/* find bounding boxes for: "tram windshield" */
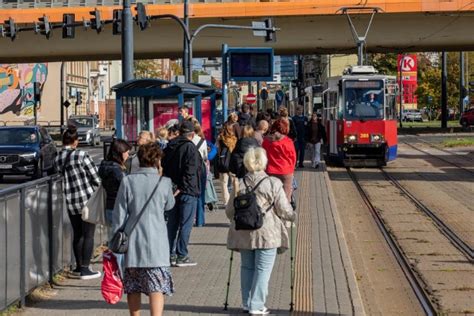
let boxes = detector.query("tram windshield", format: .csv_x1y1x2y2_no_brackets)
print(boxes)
343,80,384,120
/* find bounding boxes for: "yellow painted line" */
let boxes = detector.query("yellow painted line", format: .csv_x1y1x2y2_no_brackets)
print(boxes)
293,171,314,313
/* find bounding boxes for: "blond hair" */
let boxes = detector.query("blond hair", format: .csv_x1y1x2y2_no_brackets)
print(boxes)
242,125,255,138
243,147,268,172
157,127,168,140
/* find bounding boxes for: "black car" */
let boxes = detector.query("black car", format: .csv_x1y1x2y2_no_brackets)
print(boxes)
0,126,57,180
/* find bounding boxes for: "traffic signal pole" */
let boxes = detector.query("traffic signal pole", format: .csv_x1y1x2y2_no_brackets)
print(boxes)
183,0,190,83
122,0,134,82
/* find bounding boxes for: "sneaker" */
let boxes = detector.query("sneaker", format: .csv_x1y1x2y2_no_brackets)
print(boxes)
170,255,177,267
68,267,81,279
249,307,269,315
315,164,319,169
298,163,304,168
175,256,197,267
79,267,101,280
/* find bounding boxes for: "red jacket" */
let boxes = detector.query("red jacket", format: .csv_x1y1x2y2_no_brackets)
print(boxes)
262,134,296,175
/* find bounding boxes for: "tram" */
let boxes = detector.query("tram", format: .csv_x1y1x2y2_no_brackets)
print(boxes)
322,65,398,167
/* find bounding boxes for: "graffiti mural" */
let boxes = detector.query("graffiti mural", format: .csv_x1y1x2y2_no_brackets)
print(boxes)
0,63,48,117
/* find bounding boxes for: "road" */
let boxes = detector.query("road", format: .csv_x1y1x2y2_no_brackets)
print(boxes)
0,145,105,190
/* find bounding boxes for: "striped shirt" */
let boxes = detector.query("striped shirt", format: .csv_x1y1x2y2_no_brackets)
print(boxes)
55,147,101,215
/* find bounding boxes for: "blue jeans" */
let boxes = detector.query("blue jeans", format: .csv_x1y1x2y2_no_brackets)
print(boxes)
195,170,207,227
294,140,306,166
167,194,198,258
240,248,277,311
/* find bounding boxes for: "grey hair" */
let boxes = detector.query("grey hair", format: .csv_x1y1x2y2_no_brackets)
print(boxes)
243,147,268,172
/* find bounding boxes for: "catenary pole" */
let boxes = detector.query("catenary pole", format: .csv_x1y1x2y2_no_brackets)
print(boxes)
460,52,465,114
122,0,134,82
183,0,190,82
441,52,448,128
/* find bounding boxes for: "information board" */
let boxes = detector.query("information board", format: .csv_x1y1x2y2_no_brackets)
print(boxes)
228,48,273,81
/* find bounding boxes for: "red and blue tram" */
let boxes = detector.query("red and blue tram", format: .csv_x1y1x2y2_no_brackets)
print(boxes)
322,65,398,167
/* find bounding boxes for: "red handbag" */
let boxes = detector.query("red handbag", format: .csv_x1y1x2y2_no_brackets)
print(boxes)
101,250,123,304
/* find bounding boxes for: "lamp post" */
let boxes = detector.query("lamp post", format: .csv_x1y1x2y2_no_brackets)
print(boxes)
399,54,406,128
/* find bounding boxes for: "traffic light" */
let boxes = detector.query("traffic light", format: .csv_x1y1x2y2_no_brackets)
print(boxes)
33,82,42,104
113,9,122,35
76,91,82,106
461,86,468,99
135,3,149,31
264,18,276,42
90,9,103,33
37,15,52,39
3,18,16,41
62,14,75,39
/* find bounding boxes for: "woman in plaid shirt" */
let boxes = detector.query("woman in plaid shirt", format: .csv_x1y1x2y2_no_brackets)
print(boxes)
55,126,101,280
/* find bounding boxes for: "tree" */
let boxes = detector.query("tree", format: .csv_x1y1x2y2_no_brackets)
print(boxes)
369,53,398,75
134,59,163,79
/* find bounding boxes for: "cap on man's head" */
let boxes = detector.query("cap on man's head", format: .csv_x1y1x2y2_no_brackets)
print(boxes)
179,120,195,134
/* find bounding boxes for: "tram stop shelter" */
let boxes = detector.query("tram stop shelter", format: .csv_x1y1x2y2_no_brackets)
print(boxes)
112,79,219,141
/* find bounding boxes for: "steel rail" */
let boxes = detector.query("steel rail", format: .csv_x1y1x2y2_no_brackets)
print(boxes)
346,168,437,316
381,169,474,263
402,141,474,175
417,139,474,162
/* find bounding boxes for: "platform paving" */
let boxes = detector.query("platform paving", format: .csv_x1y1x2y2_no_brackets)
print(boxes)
19,166,363,316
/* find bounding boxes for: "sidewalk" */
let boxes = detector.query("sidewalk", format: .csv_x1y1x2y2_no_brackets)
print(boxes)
19,166,363,316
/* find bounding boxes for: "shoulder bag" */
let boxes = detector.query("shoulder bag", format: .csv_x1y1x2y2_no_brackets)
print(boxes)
109,176,163,254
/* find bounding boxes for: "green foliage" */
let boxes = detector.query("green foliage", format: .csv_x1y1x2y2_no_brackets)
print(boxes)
134,59,163,79
369,53,398,76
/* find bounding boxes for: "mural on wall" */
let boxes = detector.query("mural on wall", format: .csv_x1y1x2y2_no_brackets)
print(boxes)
0,63,48,117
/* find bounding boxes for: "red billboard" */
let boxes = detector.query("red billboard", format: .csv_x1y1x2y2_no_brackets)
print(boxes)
397,54,418,107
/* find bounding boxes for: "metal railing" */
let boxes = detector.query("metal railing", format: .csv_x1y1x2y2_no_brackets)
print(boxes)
0,0,258,8
0,175,107,312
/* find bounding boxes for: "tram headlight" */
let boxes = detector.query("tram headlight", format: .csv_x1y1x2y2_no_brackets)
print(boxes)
370,134,384,143
345,134,357,143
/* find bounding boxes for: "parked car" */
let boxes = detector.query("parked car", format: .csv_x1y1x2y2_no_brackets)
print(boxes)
0,126,57,180
67,115,100,146
402,109,423,122
460,108,474,128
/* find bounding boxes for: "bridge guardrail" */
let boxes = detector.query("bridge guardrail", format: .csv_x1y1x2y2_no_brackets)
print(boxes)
0,175,107,312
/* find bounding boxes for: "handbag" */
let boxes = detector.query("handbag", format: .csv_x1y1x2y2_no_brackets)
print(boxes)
82,184,107,225
109,177,163,254
101,250,123,304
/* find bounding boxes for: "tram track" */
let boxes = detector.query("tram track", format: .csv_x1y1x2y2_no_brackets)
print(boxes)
401,141,474,175
417,139,474,163
380,169,474,263
346,167,437,316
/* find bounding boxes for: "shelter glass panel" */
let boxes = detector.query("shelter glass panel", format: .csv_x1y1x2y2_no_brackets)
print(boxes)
5,194,21,308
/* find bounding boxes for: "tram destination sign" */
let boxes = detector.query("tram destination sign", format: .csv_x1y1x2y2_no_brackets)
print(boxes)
345,80,383,89
228,48,274,82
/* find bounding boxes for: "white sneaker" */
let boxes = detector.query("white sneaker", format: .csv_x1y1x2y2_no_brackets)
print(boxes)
79,267,102,280
249,307,269,315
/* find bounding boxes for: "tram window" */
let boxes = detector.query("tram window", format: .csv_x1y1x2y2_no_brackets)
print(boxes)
344,80,384,120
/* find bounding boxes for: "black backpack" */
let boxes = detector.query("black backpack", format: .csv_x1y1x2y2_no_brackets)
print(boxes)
217,141,232,173
233,177,273,230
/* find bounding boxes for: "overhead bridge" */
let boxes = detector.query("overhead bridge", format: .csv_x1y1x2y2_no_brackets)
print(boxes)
0,0,473,62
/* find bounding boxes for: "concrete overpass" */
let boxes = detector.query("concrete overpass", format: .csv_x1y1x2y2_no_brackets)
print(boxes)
0,0,473,62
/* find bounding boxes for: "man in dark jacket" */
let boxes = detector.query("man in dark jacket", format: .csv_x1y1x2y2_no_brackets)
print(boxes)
292,106,308,168
162,121,200,267
238,104,256,128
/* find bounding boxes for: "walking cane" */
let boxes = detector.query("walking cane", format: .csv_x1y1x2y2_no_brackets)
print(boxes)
290,222,295,311
223,250,234,311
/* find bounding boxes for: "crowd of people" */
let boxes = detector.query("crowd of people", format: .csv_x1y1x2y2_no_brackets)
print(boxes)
55,104,325,316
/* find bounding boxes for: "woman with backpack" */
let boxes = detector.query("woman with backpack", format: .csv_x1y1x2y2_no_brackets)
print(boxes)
98,139,132,226
111,143,175,316
226,147,296,315
217,122,239,205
